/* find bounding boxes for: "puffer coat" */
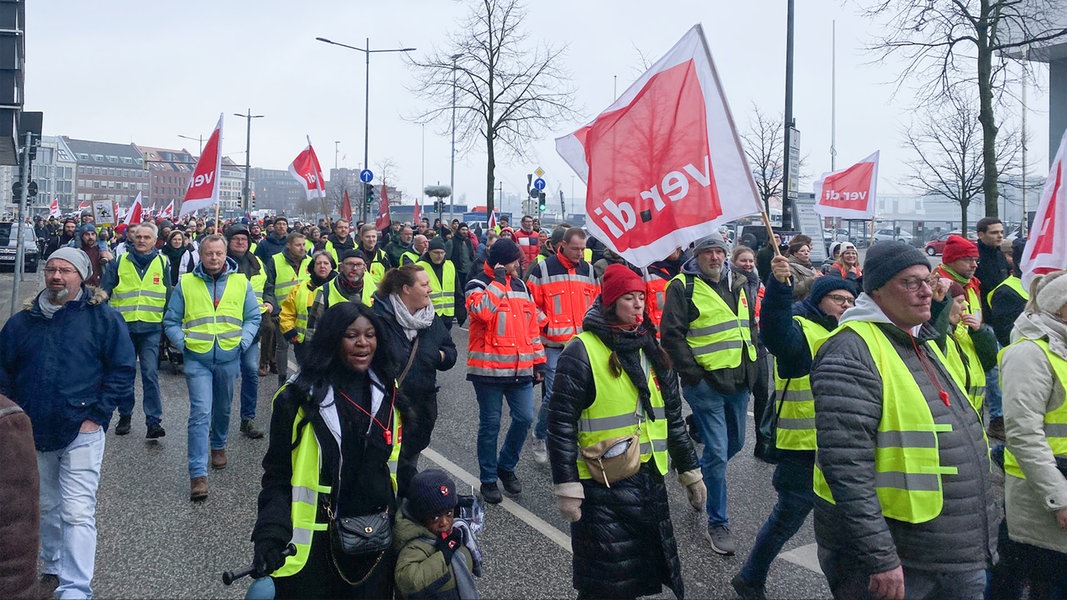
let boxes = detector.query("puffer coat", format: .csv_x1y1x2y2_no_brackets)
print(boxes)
547,303,699,599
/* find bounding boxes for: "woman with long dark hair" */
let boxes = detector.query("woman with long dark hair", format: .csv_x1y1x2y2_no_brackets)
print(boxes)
251,302,408,598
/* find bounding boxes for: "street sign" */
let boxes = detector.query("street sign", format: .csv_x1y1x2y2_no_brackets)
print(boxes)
359,169,374,183
534,167,544,178
533,177,546,191
529,188,539,198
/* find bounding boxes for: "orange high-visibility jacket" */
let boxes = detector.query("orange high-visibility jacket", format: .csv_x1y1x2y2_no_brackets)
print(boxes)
526,252,600,346
465,263,547,379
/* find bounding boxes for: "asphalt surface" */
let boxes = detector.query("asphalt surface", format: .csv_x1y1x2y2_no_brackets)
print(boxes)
0,270,833,599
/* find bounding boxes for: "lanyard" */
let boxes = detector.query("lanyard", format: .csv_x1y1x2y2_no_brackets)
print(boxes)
336,388,394,445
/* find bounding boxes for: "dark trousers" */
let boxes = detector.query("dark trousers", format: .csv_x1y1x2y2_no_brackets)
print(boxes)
259,314,276,369
395,394,438,497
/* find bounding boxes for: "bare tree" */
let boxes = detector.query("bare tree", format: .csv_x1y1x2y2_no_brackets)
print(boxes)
903,91,1021,236
740,105,784,217
864,0,1067,218
409,0,578,213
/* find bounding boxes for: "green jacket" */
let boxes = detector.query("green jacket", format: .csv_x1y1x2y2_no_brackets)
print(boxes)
393,509,473,599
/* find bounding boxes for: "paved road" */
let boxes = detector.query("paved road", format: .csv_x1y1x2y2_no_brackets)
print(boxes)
0,271,830,599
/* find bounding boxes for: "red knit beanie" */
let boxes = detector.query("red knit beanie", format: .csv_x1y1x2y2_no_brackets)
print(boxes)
601,264,645,307
942,235,979,265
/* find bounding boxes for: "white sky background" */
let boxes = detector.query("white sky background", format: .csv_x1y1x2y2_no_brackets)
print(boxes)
27,0,1052,212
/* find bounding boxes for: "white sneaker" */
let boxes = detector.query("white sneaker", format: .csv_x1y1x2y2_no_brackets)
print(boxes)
531,438,549,465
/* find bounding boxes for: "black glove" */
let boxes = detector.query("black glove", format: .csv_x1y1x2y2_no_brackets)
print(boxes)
434,529,462,563
493,265,507,283
252,539,286,578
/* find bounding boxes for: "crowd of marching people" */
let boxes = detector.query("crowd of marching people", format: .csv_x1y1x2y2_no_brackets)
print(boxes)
1,209,1066,600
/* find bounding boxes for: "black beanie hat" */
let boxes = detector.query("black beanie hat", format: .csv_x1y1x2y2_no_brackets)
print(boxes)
808,276,857,305
428,237,446,252
406,469,458,522
862,241,930,293
488,238,523,266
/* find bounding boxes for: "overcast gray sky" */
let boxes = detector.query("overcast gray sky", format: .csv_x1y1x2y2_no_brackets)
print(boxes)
27,0,1051,213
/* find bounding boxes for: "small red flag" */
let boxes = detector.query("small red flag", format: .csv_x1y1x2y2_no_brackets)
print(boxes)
340,189,352,222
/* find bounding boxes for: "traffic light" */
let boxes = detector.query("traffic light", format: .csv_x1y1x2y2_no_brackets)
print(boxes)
365,183,375,205
538,191,546,212
250,191,256,210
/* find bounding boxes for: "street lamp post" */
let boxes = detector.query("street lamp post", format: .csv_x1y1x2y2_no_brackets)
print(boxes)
449,53,462,222
233,109,264,215
316,36,416,222
177,134,203,155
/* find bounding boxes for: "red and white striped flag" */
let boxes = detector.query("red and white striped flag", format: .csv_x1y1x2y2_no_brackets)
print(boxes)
160,200,174,220
124,192,143,225
48,197,60,218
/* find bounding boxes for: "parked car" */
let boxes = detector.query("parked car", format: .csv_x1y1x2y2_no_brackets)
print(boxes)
872,228,914,244
923,231,976,256
0,221,39,272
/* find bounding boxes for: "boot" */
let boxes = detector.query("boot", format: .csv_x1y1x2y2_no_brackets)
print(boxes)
115,414,132,436
190,476,208,502
241,419,265,440
210,448,228,470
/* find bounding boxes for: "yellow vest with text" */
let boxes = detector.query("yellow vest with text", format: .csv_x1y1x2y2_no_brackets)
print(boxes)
671,273,756,371
1003,338,1067,479
987,275,1029,306
774,316,832,450
417,259,456,317
573,332,669,480
273,392,401,577
942,322,987,413
813,321,960,524
272,252,312,308
180,272,248,354
109,254,168,323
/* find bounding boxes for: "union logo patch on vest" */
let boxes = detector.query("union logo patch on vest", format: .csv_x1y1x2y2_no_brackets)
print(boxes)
740,296,749,310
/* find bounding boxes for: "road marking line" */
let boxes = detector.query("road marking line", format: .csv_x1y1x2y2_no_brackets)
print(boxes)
422,447,573,554
779,542,822,574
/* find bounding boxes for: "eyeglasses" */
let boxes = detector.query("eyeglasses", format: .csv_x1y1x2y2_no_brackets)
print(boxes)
44,267,77,275
896,275,939,292
431,509,454,522
824,294,855,306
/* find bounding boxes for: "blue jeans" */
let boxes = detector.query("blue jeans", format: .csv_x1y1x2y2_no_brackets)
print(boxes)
118,329,163,426
682,380,749,526
534,347,563,440
985,364,1003,419
184,357,240,478
239,341,260,421
739,451,815,587
38,428,106,599
473,381,534,482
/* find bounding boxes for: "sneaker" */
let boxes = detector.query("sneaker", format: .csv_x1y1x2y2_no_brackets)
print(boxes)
987,416,1005,440
480,482,502,504
115,414,132,436
241,419,265,440
531,438,549,465
731,573,767,600
146,423,166,439
497,467,522,495
704,523,736,556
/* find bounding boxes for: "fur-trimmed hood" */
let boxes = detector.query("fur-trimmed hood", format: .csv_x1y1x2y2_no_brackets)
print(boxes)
24,285,108,312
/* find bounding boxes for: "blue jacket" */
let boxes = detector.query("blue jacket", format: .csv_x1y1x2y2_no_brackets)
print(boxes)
0,286,136,452
163,257,261,365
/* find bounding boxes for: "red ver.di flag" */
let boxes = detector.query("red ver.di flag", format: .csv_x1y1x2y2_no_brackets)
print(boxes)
376,185,391,231
288,136,327,201
556,24,761,267
813,151,879,219
179,114,224,217
1021,130,1067,289
341,189,353,222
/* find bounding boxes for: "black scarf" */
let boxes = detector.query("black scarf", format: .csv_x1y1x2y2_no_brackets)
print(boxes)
309,270,336,289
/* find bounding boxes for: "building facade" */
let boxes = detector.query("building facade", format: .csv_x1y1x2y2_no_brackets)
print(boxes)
137,145,194,214
251,167,303,215
64,137,150,208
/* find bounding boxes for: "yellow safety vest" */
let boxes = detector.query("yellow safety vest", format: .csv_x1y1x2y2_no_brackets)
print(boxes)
283,283,316,344
813,321,960,524
583,248,592,263
272,252,312,307
1003,338,1067,479
109,254,168,323
180,272,248,354
773,316,831,450
418,259,456,317
987,275,1029,306
323,240,353,265
572,332,669,480
249,241,259,256
364,247,389,282
942,322,987,413
400,251,419,266
250,267,268,314
324,277,375,308
670,273,756,371
273,389,401,577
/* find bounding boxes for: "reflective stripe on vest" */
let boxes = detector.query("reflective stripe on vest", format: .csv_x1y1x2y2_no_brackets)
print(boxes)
273,252,312,304
291,284,316,344
942,321,987,413
573,332,669,480
110,254,168,323
1003,338,1067,479
180,272,248,354
671,273,756,370
250,269,268,314
987,275,1029,306
418,259,456,317
773,316,832,450
813,321,959,524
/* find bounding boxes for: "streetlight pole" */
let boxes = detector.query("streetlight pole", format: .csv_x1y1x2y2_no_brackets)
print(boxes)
449,53,462,222
781,0,796,230
177,134,203,155
233,109,264,215
316,36,416,222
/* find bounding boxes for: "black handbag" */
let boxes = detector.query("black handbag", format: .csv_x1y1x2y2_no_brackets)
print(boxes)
329,511,392,557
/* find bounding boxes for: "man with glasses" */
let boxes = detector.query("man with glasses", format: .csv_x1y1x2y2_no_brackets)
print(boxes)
809,240,996,600
733,260,856,599
304,250,374,346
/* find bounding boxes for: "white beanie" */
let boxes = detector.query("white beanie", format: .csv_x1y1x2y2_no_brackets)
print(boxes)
1036,271,1067,315
48,247,92,281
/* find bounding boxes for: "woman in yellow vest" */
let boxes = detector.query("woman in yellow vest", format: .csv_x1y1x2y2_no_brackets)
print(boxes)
995,270,1067,597
251,302,407,598
938,281,998,414
548,264,705,600
280,251,336,367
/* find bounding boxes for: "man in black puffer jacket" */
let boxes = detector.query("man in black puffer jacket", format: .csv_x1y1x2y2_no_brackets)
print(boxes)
810,241,996,599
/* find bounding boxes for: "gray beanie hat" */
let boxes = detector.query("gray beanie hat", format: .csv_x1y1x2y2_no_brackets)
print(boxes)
48,247,92,281
692,233,730,254
862,241,930,293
